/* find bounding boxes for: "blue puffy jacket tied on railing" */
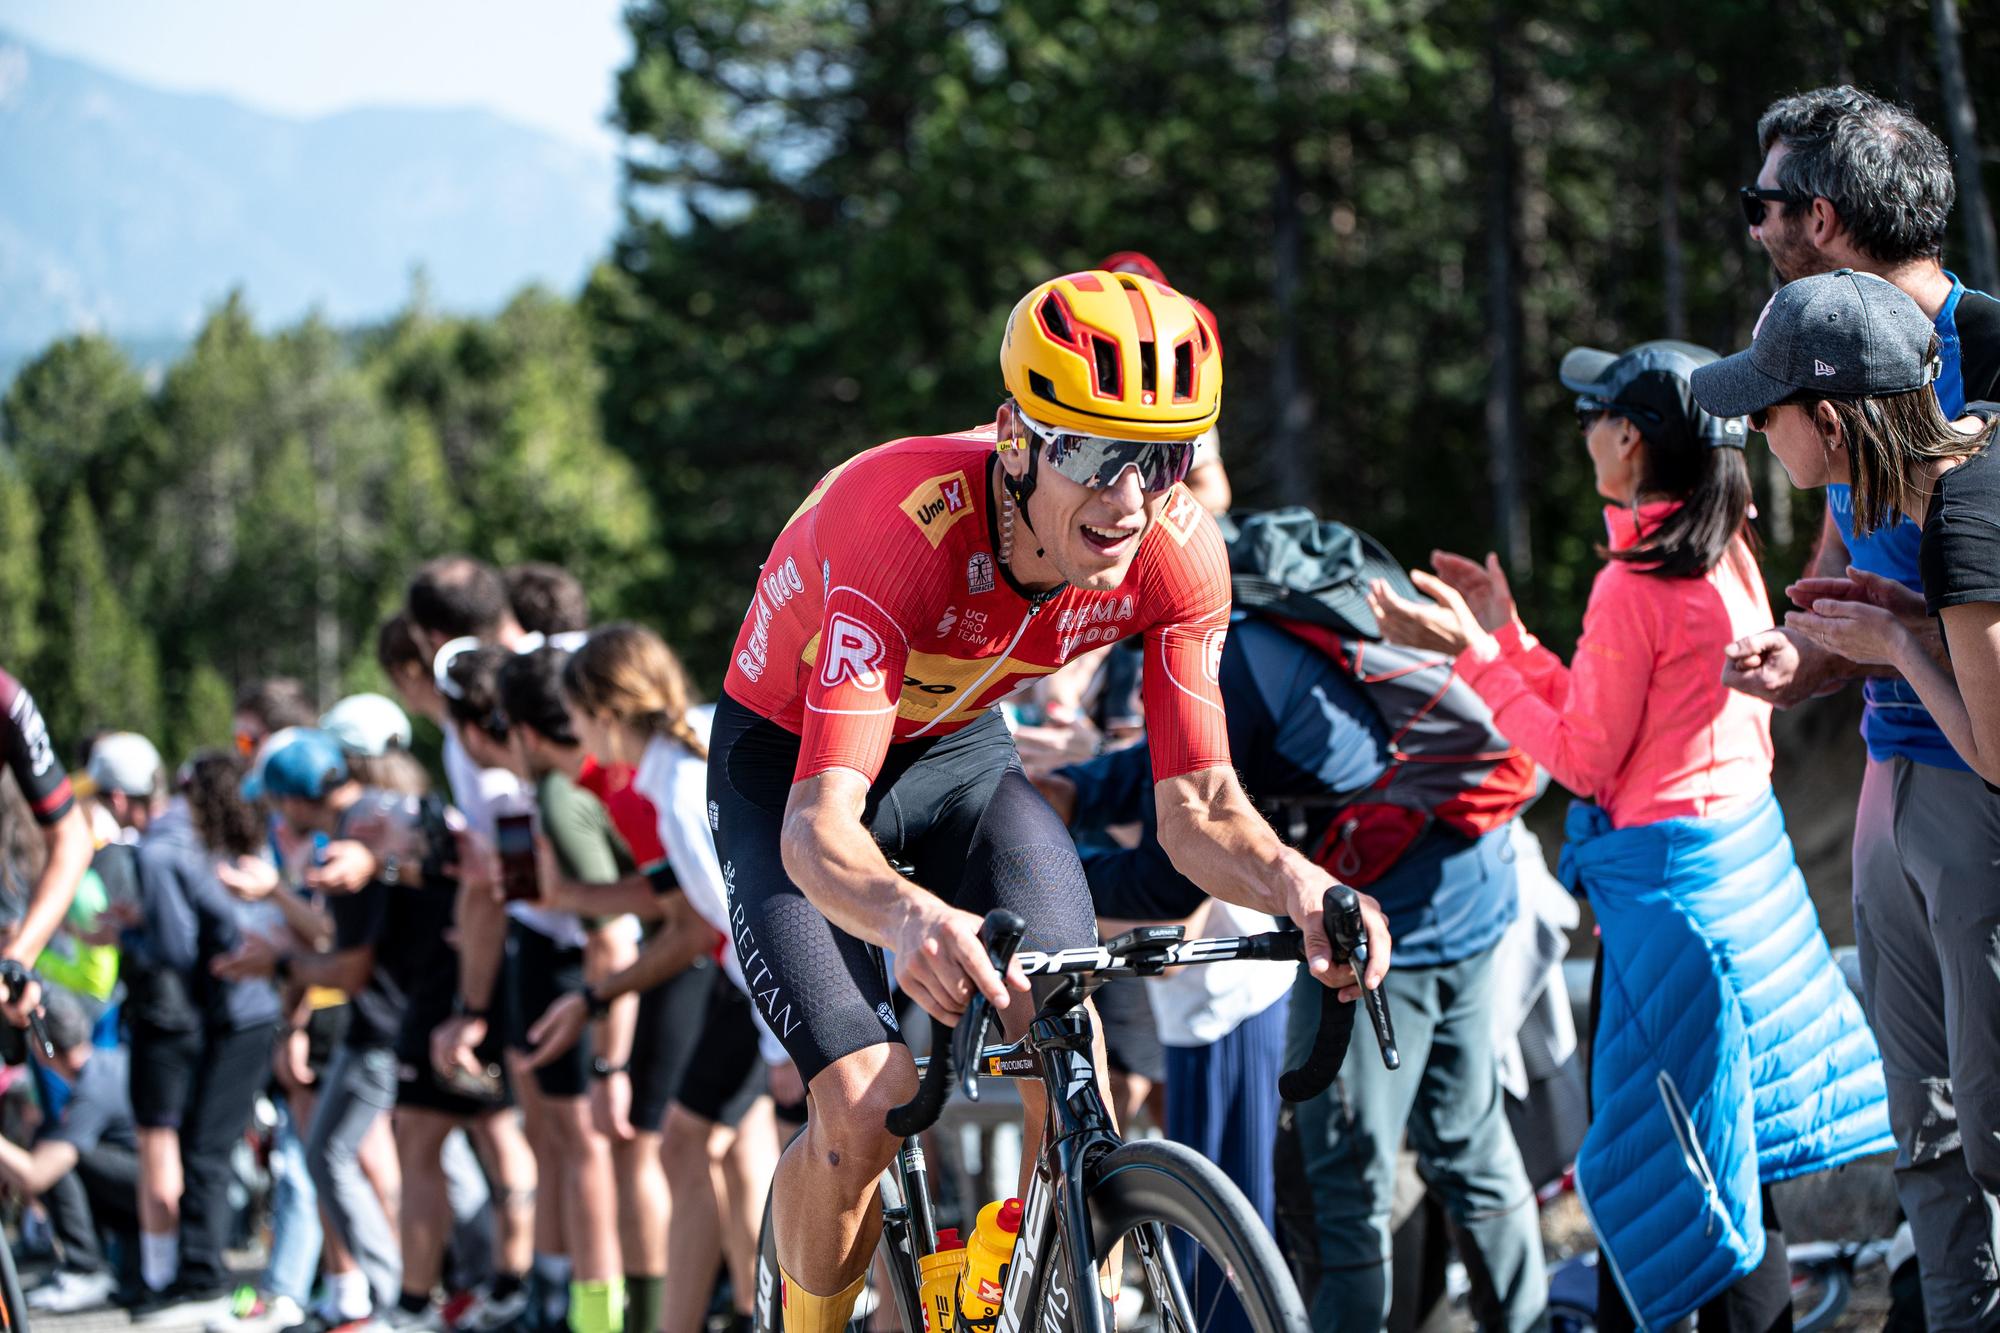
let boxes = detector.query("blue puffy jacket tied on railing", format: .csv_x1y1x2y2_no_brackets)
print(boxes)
1558,789,1893,1329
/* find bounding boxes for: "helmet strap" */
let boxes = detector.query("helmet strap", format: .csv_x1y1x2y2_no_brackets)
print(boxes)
1003,436,1044,560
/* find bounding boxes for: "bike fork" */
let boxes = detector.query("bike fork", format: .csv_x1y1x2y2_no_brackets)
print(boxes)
996,1140,1110,1333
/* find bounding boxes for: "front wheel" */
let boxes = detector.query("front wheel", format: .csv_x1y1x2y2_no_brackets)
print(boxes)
1034,1138,1307,1333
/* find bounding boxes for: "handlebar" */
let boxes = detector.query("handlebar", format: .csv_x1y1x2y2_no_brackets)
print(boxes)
886,909,1025,1138
883,888,1398,1135
1278,885,1399,1103
0,960,55,1064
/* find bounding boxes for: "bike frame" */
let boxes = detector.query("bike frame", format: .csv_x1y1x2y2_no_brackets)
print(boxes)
880,979,1191,1333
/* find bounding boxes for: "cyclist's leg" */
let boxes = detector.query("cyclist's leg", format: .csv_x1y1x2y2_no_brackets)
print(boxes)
1282,961,1435,1333
892,736,1103,1166
709,695,913,1327
1401,944,1544,1333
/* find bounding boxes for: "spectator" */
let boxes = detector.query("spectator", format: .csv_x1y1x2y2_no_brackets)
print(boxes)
505,564,590,638
216,730,426,1330
1040,530,1543,1333
431,647,623,1333
79,732,190,1306
1371,339,1891,1330
548,624,787,1333
1722,86,2000,1328
1697,270,2000,1301
235,679,319,758
407,558,523,663
7,990,137,1314
129,752,283,1322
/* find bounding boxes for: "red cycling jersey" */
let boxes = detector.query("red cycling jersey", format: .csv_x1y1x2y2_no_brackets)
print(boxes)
723,428,1233,785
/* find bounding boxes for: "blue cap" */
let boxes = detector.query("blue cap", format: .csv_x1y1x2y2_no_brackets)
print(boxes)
242,728,350,802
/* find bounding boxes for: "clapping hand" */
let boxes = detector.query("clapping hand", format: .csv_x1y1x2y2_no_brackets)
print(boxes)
1428,551,1522,635
1367,570,1483,657
1785,565,1931,668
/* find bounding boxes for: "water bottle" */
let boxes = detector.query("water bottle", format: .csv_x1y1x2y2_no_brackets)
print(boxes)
916,1227,966,1331
956,1198,1023,1322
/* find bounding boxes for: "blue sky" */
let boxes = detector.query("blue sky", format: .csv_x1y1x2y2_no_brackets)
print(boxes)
1,0,631,155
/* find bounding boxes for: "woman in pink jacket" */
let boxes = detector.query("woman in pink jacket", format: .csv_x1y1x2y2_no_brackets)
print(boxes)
1371,341,1890,1332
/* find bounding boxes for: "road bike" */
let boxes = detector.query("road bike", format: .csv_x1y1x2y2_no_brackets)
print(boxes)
752,886,1399,1333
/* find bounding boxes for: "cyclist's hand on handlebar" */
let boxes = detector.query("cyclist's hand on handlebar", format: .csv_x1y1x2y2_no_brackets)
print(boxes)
0,972,42,1029
1287,881,1391,1001
891,898,1030,1025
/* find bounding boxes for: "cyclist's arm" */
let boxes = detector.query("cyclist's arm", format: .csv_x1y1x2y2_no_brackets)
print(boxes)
784,767,1025,1020
10,805,91,967
1153,765,1385,991
0,683,85,969
0,1131,78,1198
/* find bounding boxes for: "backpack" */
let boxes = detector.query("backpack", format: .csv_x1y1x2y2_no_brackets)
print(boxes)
1223,507,1540,885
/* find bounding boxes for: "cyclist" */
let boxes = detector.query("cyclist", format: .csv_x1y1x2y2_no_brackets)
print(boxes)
707,269,1391,1331
0,667,93,1024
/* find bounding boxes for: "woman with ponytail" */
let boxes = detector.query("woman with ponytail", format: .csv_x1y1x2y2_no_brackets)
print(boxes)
1370,341,1891,1332
528,624,788,1333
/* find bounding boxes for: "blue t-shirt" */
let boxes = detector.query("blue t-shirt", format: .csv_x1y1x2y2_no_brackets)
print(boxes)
1827,273,1976,769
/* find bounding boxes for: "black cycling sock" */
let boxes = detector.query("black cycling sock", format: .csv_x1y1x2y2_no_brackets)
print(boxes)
491,1274,525,1302
398,1292,429,1315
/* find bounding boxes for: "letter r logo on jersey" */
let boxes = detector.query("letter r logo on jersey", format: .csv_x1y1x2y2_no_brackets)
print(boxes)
821,613,887,691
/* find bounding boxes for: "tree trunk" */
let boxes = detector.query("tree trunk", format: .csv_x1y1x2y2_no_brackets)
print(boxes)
1661,77,1689,341
1932,0,2000,294
1268,0,1313,503
1483,4,1530,575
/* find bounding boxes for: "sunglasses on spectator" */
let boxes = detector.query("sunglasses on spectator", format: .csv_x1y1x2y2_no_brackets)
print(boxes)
1739,186,1812,228
1574,397,1660,432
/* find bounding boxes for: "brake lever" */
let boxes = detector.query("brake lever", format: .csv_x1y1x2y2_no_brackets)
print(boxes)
884,909,1028,1136
1277,885,1397,1102
1327,886,1399,1071
0,961,52,1063
955,910,1026,1103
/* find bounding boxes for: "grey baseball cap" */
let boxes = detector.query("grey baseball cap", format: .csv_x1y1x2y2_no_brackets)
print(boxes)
1691,268,1942,418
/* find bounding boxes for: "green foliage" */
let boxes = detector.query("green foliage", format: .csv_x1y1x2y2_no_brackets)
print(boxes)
0,461,43,668
43,491,162,745
167,664,237,762
1,286,664,769
592,0,2000,684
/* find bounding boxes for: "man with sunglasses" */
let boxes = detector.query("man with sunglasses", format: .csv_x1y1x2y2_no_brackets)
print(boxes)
1723,87,2000,1329
709,270,1392,1332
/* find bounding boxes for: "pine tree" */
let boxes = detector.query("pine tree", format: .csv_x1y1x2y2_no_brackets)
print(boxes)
42,491,164,747
0,462,43,670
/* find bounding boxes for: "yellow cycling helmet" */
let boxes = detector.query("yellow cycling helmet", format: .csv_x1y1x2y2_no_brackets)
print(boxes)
1000,270,1222,442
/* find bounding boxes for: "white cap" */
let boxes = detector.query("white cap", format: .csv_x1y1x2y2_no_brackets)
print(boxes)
319,693,414,758
86,732,165,797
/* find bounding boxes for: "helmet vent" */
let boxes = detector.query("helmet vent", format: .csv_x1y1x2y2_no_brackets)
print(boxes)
1091,336,1121,397
1116,275,1141,290
1040,295,1073,343
1173,339,1195,401
1029,370,1060,405
1139,342,1157,397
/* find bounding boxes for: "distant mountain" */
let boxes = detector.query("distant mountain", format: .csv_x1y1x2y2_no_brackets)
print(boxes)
0,32,620,369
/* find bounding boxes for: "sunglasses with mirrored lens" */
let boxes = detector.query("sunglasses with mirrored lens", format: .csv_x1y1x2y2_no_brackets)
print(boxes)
1017,412,1196,493
1575,406,1607,432
1739,185,1810,228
